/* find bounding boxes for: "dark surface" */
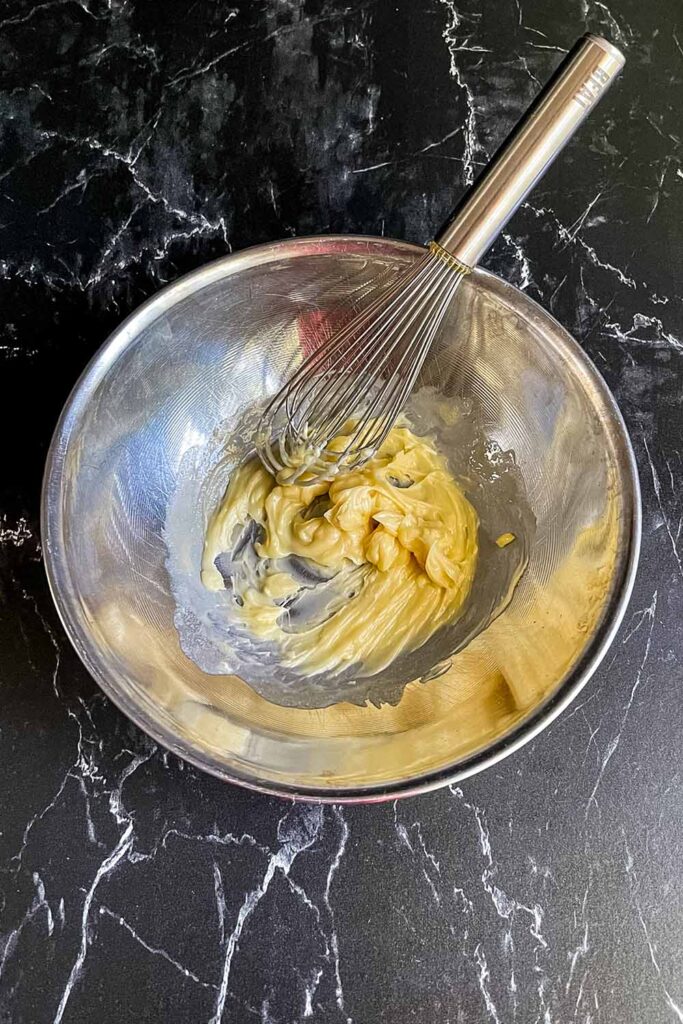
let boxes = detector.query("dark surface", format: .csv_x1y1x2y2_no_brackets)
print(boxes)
1,1,682,1021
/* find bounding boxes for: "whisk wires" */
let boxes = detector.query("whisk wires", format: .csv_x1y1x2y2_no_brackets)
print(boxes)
257,244,470,484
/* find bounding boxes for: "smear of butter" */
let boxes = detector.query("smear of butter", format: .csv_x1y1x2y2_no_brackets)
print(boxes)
202,425,479,676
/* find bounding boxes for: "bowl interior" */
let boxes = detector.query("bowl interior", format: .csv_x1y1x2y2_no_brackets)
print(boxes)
44,236,638,798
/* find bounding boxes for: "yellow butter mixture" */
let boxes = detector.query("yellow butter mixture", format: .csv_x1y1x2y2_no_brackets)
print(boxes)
201,426,479,676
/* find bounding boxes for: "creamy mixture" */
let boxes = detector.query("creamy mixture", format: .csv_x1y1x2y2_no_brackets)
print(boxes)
202,425,479,676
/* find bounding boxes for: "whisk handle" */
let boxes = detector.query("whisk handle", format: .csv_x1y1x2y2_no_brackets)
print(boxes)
437,34,625,269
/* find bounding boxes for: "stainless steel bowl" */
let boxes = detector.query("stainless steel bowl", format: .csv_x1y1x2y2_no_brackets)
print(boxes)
42,236,640,802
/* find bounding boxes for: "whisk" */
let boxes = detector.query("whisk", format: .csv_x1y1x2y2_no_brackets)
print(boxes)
257,34,625,484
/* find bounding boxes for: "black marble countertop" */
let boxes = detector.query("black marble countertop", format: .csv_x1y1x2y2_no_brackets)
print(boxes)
2,0,682,1021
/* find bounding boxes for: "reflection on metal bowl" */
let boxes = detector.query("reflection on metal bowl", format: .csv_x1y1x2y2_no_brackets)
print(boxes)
42,236,640,801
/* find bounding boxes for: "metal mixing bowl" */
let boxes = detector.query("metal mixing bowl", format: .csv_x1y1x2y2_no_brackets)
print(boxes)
42,236,640,802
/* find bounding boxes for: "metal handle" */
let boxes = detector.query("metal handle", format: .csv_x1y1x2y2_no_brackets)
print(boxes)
437,34,625,268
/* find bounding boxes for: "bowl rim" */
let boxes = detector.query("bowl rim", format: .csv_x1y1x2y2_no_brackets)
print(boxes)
41,234,642,804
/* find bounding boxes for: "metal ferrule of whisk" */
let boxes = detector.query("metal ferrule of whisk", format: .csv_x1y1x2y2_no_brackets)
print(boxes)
257,34,625,485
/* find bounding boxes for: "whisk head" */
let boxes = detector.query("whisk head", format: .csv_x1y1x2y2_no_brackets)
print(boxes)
256,241,470,484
